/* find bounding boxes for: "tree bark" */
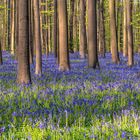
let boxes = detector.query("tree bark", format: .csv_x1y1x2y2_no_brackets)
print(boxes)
0,40,3,65
17,0,31,84
123,0,128,57
127,0,133,66
33,0,42,75
79,0,87,59
53,0,57,58
58,0,70,71
109,0,120,64
88,0,99,68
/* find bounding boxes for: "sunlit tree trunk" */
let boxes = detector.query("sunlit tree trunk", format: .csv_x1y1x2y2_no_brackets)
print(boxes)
123,0,128,57
17,0,31,84
58,0,70,71
33,0,42,75
15,0,19,60
7,0,11,50
127,0,133,66
10,0,15,55
109,0,120,64
73,0,78,52
79,0,87,59
0,40,3,65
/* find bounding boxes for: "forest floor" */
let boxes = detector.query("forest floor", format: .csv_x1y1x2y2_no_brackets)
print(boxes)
0,51,140,139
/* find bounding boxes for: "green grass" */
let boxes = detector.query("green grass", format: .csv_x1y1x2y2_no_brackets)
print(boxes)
0,81,140,139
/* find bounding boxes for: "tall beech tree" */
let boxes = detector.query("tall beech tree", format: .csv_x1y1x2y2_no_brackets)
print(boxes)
98,0,105,57
17,0,31,84
29,0,33,64
73,0,78,52
33,0,42,75
123,0,128,57
88,0,99,68
69,0,74,53
53,0,57,58
79,0,87,59
10,0,15,55
109,0,120,64
58,0,70,71
127,0,134,66
0,39,2,65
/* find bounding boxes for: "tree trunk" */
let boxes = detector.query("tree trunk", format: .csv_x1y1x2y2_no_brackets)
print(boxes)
33,0,42,75
127,0,133,66
17,0,31,84
123,0,128,57
88,0,99,68
53,0,57,58
0,40,3,65
99,0,106,58
109,0,120,64
29,0,33,64
69,0,74,53
10,0,15,55
79,0,87,59
58,0,70,71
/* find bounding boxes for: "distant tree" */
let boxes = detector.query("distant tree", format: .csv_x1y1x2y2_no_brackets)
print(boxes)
88,0,99,68
33,0,42,75
69,0,74,53
127,0,133,66
79,0,87,59
17,0,31,84
123,0,128,57
109,0,120,64
29,0,33,64
53,0,57,58
98,0,106,58
7,0,11,50
0,40,3,65
10,0,15,55
73,0,79,52
58,0,70,71
15,0,19,60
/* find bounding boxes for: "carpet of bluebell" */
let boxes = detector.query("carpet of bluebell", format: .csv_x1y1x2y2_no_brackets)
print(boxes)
0,51,140,139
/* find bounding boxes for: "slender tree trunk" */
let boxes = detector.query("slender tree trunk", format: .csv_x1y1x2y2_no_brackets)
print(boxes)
127,0,133,66
48,2,52,54
2,0,7,51
53,0,57,58
137,0,140,54
33,0,42,75
73,0,78,52
7,0,11,50
17,0,31,84
45,0,49,57
10,0,15,55
0,40,3,65
15,0,19,60
69,0,74,53
123,0,128,57
29,0,33,64
99,0,106,57
109,0,120,64
58,0,70,71
88,0,99,68
79,0,87,59
117,0,122,53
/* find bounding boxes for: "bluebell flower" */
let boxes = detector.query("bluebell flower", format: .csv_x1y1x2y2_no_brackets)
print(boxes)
121,131,126,138
0,126,5,133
